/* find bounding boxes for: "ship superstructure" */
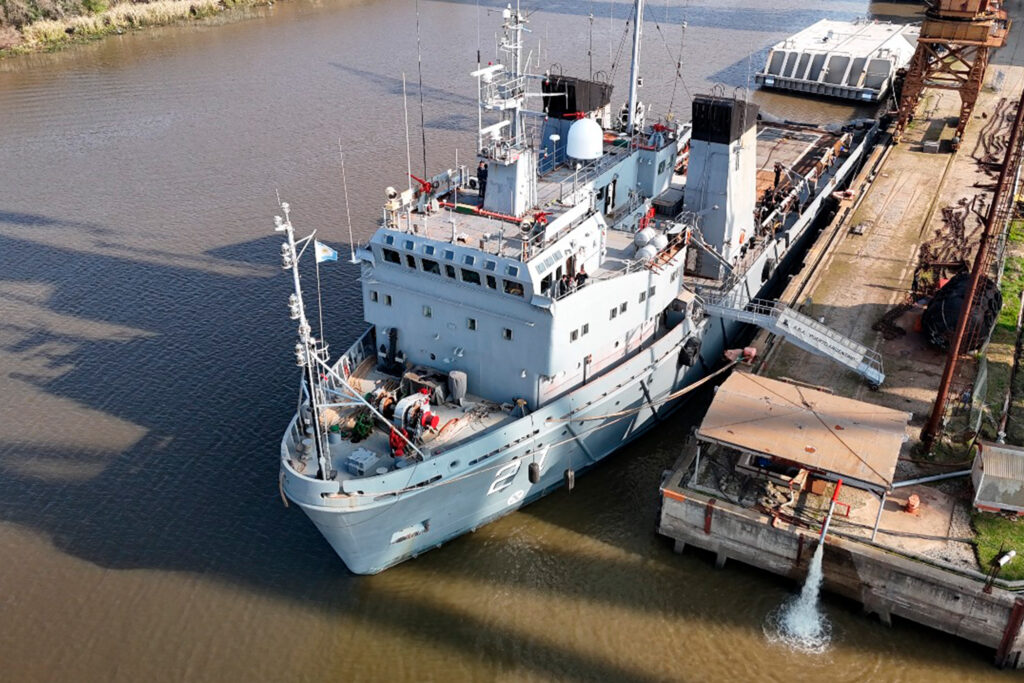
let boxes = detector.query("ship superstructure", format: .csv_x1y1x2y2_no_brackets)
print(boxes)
275,2,878,574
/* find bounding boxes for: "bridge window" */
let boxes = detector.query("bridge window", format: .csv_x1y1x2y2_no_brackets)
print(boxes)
506,265,519,277
463,255,476,265
384,235,395,245
370,291,378,303
383,248,401,264
502,328,513,341
503,279,524,297
422,258,441,275
467,318,477,331
424,244,436,256
405,254,416,268
445,265,457,279
443,249,455,260
486,275,497,289
485,260,497,271
385,295,392,306
462,269,481,285
404,239,414,250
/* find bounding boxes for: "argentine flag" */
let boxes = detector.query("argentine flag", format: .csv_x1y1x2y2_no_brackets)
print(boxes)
315,240,338,263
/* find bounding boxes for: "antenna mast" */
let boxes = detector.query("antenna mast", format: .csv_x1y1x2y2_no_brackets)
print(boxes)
275,204,332,480
626,0,644,134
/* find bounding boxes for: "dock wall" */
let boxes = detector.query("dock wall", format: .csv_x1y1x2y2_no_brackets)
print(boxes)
659,478,1024,669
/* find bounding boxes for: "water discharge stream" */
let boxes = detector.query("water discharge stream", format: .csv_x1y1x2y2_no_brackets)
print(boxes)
766,542,834,654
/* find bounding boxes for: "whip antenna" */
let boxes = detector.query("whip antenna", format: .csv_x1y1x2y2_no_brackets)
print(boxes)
415,0,429,177
338,140,357,264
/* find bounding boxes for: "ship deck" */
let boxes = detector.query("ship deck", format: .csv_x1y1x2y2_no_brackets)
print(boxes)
755,124,842,198
405,136,636,262
286,365,517,482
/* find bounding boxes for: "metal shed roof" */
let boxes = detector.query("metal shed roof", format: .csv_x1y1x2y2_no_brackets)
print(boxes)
696,372,910,490
973,441,1024,512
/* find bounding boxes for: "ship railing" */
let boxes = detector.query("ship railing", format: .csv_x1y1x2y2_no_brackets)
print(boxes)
547,257,645,301
536,145,567,175
535,142,632,207
481,75,527,108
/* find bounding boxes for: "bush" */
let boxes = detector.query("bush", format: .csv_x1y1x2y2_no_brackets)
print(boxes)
81,0,106,13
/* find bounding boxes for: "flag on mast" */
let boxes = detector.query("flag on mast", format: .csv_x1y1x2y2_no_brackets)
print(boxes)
315,241,338,263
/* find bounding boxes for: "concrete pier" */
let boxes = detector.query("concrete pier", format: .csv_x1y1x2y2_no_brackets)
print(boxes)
659,62,1024,669
659,472,1024,668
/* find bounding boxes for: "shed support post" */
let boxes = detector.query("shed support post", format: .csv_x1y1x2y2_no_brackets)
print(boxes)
871,491,887,542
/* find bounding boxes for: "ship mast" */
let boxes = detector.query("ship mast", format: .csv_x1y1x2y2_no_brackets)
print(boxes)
626,0,644,134
275,203,332,480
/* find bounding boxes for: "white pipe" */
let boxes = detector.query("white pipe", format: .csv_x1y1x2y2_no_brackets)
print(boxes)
891,469,972,488
626,0,644,134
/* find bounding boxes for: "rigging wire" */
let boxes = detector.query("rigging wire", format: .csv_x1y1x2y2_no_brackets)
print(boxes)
608,2,635,82
738,373,892,486
653,4,692,117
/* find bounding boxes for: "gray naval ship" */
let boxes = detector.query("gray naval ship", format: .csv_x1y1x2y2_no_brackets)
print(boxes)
275,1,879,574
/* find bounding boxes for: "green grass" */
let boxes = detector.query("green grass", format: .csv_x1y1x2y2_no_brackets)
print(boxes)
980,219,1024,443
1,0,266,56
972,511,1024,581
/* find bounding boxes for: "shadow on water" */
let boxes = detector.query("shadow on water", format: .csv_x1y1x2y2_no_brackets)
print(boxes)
330,63,477,108
0,211,114,235
0,223,1005,676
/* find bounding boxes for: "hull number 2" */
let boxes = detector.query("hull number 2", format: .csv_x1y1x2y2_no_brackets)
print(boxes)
488,448,549,498
488,461,520,495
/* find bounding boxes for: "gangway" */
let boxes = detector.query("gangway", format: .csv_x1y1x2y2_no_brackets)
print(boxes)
702,294,885,388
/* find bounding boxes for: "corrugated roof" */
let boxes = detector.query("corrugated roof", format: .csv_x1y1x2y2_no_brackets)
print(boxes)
979,442,1024,481
975,442,1024,512
696,372,911,489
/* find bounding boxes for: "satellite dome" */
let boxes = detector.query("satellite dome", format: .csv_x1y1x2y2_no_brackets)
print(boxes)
566,118,604,161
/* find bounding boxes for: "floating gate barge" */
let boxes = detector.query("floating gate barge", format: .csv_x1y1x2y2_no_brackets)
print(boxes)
756,19,919,102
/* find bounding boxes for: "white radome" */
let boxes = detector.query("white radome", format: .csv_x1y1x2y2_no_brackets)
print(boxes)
566,117,604,160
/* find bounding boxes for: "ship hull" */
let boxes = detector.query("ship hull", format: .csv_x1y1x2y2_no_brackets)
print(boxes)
281,124,879,574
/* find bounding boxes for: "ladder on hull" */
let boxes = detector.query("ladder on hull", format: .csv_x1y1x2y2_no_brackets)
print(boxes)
703,295,886,388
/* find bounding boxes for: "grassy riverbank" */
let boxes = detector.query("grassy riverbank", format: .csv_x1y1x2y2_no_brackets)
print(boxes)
981,219,1024,444
0,0,268,55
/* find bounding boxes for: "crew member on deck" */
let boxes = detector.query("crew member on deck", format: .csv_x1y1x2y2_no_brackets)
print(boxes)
477,161,488,206
575,265,588,288
557,273,571,298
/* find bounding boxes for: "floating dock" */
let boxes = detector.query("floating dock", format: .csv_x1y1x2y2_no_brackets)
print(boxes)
661,62,1024,669
755,19,919,102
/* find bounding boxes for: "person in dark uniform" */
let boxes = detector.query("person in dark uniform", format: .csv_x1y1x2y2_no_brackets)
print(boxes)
575,265,588,288
477,161,488,206
557,273,571,298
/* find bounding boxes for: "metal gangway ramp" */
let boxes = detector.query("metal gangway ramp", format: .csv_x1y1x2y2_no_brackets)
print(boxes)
702,293,885,388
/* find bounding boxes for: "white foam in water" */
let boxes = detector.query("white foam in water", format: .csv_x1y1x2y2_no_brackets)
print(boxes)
764,543,833,654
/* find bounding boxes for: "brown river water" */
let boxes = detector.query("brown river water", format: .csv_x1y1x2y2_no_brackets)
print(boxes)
1,0,1019,680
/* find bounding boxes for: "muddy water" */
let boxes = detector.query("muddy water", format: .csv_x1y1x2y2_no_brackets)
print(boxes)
1,0,1016,680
